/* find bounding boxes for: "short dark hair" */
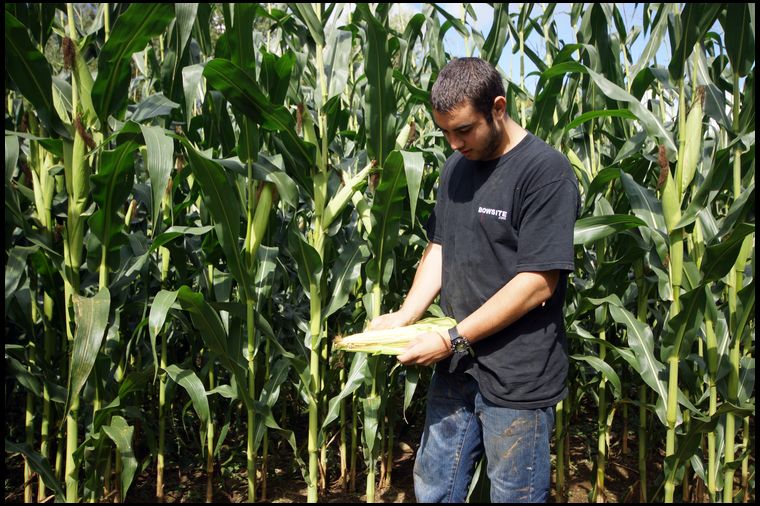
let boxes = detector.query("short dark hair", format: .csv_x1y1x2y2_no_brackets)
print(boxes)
430,57,506,123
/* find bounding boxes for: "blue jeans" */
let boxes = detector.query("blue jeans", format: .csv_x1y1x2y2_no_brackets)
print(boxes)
413,371,555,503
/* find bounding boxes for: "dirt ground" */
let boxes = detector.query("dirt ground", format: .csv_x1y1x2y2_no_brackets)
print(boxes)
5,400,753,503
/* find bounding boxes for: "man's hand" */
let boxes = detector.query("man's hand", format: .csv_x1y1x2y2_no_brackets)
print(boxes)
397,331,452,366
368,310,414,331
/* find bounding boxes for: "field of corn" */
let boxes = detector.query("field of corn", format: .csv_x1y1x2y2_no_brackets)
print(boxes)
4,3,755,503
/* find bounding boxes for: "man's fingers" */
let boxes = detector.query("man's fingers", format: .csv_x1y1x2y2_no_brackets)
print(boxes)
367,316,386,330
397,342,416,365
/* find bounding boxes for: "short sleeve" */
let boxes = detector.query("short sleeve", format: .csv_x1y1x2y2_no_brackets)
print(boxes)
515,178,578,272
424,208,442,244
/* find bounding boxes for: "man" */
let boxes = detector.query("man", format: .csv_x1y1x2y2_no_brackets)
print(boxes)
369,57,579,502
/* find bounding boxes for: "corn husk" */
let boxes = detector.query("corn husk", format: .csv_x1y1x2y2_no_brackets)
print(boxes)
333,317,456,355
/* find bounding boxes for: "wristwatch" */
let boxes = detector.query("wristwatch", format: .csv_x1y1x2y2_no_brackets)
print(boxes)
448,326,474,356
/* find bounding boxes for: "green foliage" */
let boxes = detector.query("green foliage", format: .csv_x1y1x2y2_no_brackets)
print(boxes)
3,4,754,503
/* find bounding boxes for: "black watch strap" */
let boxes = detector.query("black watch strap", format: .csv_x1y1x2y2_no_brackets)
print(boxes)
447,326,473,374
448,327,473,355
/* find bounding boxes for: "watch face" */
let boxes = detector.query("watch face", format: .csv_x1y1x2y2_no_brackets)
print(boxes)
452,337,468,352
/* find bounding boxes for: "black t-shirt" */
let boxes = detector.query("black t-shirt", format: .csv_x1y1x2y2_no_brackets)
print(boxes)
425,132,579,409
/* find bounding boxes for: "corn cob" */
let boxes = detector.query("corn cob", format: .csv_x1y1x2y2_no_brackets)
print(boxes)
334,317,456,355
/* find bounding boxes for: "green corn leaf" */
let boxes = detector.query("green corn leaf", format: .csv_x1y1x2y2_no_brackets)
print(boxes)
367,151,407,288
322,161,374,230
662,285,707,361
324,11,354,105
175,286,228,362
722,4,754,78
400,150,425,227
254,313,314,406
608,303,673,427
482,3,510,66
530,44,585,139
92,3,175,124
695,51,732,129
664,402,755,489
630,4,673,80
4,13,67,138
180,138,253,300
5,246,33,310
203,58,315,195
738,355,755,405
586,167,621,202
392,70,430,104
7,3,58,48
130,94,180,123
570,355,622,399
173,3,198,68
254,358,292,448
573,214,647,245
673,147,731,231
147,226,215,253
400,13,426,75
563,109,637,133
89,140,138,253
164,364,209,423
182,64,205,127
101,416,137,501
215,154,298,210
714,184,755,240
669,3,722,81
619,170,669,262
361,393,382,457
429,3,469,38
323,243,370,320
5,440,65,502
259,359,290,411
5,134,19,186
158,5,196,107
176,286,253,410
544,61,677,154
700,223,755,283
589,4,625,96
254,245,279,311
139,125,175,234
5,354,41,397
735,279,755,351
290,3,325,47
287,222,323,294
357,3,397,167
148,289,178,381
260,49,297,107
321,352,370,431
64,288,111,424
403,366,420,422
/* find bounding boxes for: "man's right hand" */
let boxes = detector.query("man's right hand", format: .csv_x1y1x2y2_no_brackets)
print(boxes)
368,310,415,330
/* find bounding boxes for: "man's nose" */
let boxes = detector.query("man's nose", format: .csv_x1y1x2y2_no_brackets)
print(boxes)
448,134,463,151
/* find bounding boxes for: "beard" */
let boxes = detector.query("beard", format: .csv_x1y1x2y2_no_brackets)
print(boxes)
479,120,503,160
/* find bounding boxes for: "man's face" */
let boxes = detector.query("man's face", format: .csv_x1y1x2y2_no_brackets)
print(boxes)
433,100,503,161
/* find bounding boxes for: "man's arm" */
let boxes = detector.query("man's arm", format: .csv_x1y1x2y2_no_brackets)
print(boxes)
397,270,559,366
368,242,442,330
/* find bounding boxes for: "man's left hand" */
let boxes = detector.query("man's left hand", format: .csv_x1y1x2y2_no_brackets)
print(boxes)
397,331,452,366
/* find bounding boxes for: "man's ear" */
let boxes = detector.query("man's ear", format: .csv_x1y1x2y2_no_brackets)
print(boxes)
492,96,507,118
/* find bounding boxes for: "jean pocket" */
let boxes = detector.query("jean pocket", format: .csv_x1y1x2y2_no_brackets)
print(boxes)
429,371,476,401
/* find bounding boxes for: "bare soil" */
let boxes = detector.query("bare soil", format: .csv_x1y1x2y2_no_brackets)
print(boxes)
5,399,752,503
